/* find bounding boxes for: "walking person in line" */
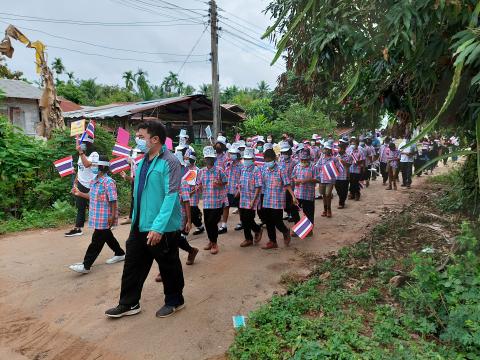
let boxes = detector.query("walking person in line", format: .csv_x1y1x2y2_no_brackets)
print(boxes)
65,137,99,237
399,134,416,189
69,155,125,274
348,139,366,201
105,120,185,319
215,135,230,234
378,136,391,185
185,152,205,236
315,144,341,218
386,142,401,190
335,140,352,209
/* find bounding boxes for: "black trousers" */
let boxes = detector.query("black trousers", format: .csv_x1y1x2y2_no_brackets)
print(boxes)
400,162,413,186
298,199,315,224
83,229,125,270
239,208,261,241
75,182,89,228
204,208,223,243
364,166,372,181
257,195,267,224
349,173,361,196
178,233,193,253
335,180,349,206
129,181,134,219
119,227,184,307
263,208,288,243
380,162,388,183
191,206,203,228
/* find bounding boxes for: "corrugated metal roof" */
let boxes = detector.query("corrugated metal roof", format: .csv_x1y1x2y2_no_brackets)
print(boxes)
0,79,43,100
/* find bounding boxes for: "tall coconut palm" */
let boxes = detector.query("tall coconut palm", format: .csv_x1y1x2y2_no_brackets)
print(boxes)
256,80,270,98
51,58,65,76
122,70,135,92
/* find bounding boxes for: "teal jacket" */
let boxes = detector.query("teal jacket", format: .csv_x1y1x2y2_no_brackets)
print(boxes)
132,149,182,233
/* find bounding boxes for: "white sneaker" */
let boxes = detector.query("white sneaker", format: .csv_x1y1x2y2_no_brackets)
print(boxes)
69,263,90,274
106,255,125,264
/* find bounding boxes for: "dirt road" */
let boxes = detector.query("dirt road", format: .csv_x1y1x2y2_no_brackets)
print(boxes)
0,171,436,360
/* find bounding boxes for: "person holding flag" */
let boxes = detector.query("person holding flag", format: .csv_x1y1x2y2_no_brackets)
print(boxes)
347,139,366,201
214,135,229,234
335,140,352,209
184,152,205,236
69,155,125,274
315,144,341,218
224,144,244,232
65,135,99,237
278,141,297,223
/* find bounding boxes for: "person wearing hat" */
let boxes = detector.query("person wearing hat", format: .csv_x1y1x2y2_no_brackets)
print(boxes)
386,142,401,190
220,143,244,234
260,149,297,250
363,137,376,187
237,147,263,247
348,139,366,201
310,134,321,162
291,149,319,232
378,136,391,185
215,135,229,170
315,144,341,217
69,155,125,274
255,136,266,154
196,146,228,254
335,141,352,209
278,141,297,223
184,152,205,236
65,136,100,237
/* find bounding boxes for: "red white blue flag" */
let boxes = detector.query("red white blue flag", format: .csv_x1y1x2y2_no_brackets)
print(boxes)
110,157,130,174
79,120,95,143
254,153,264,167
134,154,144,165
53,156,75,177
292,216,314,239
112,143,131,157
333,141,339,153
322,161,340,181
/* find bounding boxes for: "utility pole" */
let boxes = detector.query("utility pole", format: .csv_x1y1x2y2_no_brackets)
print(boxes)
209,0,221,137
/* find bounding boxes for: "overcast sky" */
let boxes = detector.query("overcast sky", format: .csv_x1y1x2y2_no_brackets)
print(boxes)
1,0,284,91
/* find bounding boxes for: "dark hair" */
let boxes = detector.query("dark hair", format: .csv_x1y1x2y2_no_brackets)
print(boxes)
137,120,167,144
98,155,110,173
264,149,276,161
84,141,95,156
389,142,396,150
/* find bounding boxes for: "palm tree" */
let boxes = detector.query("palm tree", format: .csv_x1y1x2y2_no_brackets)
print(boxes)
51,58,65,76
122,70,135,92
256,80,270,98
183,85,195,95
66,71,75,83
161,71,180,96
135,69,153,100
199,83,212,98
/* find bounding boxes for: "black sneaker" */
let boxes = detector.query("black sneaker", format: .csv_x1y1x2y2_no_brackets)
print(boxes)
156,303,185,318
234,223,243,231
65,228,83,237
105,303,141,318
218,226,227,234
193,226,205,235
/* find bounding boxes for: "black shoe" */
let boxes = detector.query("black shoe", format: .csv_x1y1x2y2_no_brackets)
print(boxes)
156,303,185,318
218,226,227,234
193,226,205,235
65,228,83,237
105,303,141,318
234,223,243,231
400,184,406,187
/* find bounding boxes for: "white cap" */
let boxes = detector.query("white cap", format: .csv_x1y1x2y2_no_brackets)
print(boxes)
238,140,246,148
216,135,227,145
203,146,216,158
263,143,273,151
312,134,318,140
279,141,291,152
296,143,305,152
178,129,189,138
256,135,265,143
324,144,332,150
228,143,240,153
243,148,255,159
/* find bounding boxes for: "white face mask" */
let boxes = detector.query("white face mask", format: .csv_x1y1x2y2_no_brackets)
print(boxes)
267,138,273,143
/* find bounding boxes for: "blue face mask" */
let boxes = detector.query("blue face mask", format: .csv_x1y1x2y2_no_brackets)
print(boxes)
243,159,253,166
135,138,148,153
265,161,275,169
92,166,99,175
80,143,87,151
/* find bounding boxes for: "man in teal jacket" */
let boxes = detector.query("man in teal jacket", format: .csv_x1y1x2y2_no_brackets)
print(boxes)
105,120,185,319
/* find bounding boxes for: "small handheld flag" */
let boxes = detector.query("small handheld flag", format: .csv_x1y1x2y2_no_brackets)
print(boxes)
54,156,75,177
182,169,197,185
205,125,212,139
322,161,340,181
110,157,130,174
254,153,264,167
350,151,358,164
79,120,95,143
134,154,144,165
116,127,130,146
292,216,314,239
112,143,132,157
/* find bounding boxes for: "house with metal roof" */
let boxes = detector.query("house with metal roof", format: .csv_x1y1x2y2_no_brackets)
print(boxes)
63,94,245,142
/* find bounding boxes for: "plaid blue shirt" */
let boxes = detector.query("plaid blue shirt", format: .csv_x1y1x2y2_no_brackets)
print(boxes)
347,148,366,174
365,145,376,166
315,156,340,184
379,144,389,163
88,175,118,230
336,153,352,181
197,166,227,209
225,160,243,195
239,164,263,209
180,180,190,228
187,164,201,207
262,163,289,209
278,157,298,182
292,163,318,200
387,149,401,169
216,152,228,170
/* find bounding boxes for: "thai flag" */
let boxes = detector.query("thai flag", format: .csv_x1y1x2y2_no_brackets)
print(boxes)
112,143,131,157
292,216,314,239
333,142,339,153
109,157,130,174
351,151,358,164
254,153,264,167
53,156,75,177
85,120,95,138
134,154,144,165
322,161,340,181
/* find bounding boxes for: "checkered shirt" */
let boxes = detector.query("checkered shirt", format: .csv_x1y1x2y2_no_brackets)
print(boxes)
311,146,321,162
278,157,298,182
261,163,289,209
336,153,352,181
239,164,263,209
180,180,190,228
292,163,318,200
387,149,401,169
187,165,201,207
348,148,366,174
216,152,228,170
379,144,389,163
88,175,118,230
366,145,376,166
315,156,340,184
196,166,227,209
225,160,243,195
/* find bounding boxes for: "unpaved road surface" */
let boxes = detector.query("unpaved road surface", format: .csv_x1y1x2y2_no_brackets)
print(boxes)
0,170,442,360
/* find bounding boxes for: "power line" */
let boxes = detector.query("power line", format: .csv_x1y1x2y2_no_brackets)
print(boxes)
47,45,209,64
178,25,209,74
0,20,209,57
217,6,267,33
153,0,207,17
219,19,276,52
218,14,267,42
222,29,274,53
